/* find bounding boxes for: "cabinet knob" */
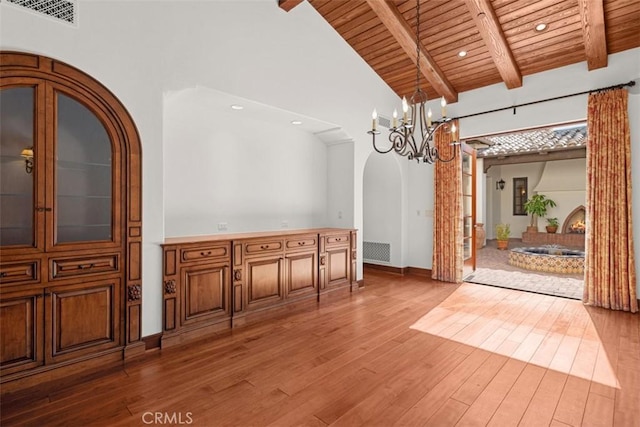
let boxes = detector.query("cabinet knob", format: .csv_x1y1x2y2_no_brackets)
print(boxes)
0,272,7,278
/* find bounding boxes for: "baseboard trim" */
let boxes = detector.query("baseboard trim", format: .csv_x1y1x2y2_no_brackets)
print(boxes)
406,266,432,277
143,333,162,351
363,263,432,277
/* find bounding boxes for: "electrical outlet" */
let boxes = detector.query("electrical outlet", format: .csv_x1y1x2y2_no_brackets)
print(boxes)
217,222,228,231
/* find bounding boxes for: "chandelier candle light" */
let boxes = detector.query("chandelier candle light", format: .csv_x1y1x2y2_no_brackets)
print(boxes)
368,0,459,163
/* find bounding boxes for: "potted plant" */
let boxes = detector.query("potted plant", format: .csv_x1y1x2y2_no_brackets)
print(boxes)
523,194,557,232
496,223,510,250
546,217,559,233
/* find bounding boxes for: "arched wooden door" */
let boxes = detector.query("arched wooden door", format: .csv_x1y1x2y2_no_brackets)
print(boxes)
0,52,143,383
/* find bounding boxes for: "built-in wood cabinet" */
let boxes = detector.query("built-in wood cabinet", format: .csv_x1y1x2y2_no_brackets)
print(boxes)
162,241,232,337
161,228,356,347
0,52,143,389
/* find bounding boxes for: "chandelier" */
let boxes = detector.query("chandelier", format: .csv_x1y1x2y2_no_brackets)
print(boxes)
368,0,459,163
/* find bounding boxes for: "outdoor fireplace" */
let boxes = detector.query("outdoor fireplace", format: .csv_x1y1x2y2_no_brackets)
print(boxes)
522,204,586,249
562,205,586,234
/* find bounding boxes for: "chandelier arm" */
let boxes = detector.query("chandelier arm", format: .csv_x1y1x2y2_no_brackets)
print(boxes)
416,102,431,155
391,133,413,159
404,131,420,157
436,142,461,163
370,131,394,154
391,128,408,153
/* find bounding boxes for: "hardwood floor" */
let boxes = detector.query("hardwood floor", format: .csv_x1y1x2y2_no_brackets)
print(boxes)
1,269,638,426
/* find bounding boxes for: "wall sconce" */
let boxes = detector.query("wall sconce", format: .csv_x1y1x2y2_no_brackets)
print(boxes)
496,178,505,191
21,147,34,174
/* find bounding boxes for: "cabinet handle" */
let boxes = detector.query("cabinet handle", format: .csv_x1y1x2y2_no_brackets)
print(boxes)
0,272,7,278
78,263,94,269
200,251,212,256
298,241,305,246
35,207,52,212
260,245,269,250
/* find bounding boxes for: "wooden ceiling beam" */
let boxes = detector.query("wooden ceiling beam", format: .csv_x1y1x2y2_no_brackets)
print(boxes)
577,0,608,70
364,0,458,103
278,0,303,12
464,0,522,89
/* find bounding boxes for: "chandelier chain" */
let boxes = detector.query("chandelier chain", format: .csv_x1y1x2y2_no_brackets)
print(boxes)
415,0,421,92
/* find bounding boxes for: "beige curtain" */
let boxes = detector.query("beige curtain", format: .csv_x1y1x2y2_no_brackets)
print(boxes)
432,119,463,283
584,89,637,313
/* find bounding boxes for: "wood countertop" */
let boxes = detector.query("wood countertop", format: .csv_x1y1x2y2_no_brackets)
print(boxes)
162,227,357,245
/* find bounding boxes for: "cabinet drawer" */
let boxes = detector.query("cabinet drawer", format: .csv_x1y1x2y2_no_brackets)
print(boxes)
245,240,283,255
51,254,118,279
181,245,229,263
0,261,39,285
325,234,350,247
285,236,317,251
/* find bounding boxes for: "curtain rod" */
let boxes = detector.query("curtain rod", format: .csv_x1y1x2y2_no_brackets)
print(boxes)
452,80,636,121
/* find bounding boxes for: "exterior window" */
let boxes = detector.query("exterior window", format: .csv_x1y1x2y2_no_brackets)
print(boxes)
513,177,528,215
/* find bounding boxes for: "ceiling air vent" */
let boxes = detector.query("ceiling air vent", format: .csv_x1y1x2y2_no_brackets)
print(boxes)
2,0,78,26
378,115,391,129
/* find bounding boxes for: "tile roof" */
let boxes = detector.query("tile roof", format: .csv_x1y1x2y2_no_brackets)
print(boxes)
474,124,587,158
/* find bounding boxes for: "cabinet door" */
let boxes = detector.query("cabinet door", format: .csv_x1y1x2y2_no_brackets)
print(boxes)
285,251,317,299
326,247,349,289
0,290,44,375
0,83,46,252
245,256,284,310
46,87,121,251
181,264,230,326
45,279,122,364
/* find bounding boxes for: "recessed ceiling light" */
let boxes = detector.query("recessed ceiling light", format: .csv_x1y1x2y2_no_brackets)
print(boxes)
230,104,244,110
291,120,303,125
458,51,467,57
535,23,547,32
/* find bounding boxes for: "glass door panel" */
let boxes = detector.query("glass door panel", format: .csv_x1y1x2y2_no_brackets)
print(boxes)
55,93,112,243
462,143,476,276
0,87,35,247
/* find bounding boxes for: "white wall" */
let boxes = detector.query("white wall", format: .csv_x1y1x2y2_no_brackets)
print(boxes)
535,159,586,232
406,161,434,268
363,153,403,266
163,88,328,236
326,142,355,229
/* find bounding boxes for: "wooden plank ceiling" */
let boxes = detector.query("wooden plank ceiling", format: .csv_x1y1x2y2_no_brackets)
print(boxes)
280,0,640,104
